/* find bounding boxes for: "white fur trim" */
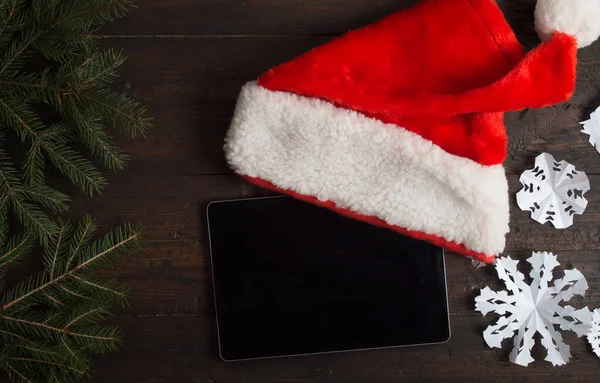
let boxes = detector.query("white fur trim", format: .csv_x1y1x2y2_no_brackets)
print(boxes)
535,0,600,48
225,82,509,255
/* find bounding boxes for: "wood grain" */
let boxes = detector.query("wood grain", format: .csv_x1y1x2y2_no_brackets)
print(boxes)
100,0,539,37
92,245,600,317
63,174,600,252
46,174,600,318
88,314,600,382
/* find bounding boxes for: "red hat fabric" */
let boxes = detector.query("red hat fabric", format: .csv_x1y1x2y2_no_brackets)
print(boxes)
224,0,581,264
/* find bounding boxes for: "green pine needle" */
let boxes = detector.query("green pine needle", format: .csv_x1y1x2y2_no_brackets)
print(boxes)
0,0,148,381
1,217,143,381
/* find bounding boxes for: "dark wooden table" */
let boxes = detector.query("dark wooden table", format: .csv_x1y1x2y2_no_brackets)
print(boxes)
77,1,600,381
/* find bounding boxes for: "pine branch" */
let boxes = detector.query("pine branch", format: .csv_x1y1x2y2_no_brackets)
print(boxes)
0,69,60,104
79,88,151,137
62,100,128,171
59,49,124,91
0,149,58,242
59,0,136,26
22,139,45,186
0,328,32,343
69,274,128,306
9,357,84,375
3,315,119,345
65,215,96,272
0,27,41,76
11,199,58,241
0,233,33,270
2,222,141,310
56,284,91,301
43,291,66,307
0,1,147,381
64,306,110,329
44,142,107,196
0,95,47,143
4,362,33,383
17,185,70,214
45,222,67,280
0,2,19,34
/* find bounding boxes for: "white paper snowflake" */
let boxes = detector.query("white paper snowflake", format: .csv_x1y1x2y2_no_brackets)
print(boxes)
472,255,497,269
475,252,592,366
471,259,488,269
581,106,600,153
589,308,600,358
516,153,590,229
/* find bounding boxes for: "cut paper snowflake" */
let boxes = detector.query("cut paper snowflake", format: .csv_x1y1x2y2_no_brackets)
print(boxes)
589,308,600,358
516,153,590,229
472,254,498,269
475,252,592,367
581,106,600,153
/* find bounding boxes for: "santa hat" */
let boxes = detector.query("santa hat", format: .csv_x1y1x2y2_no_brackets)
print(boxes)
224,0,600,264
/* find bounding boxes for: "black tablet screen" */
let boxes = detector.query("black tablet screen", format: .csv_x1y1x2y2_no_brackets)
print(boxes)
207,197,450,361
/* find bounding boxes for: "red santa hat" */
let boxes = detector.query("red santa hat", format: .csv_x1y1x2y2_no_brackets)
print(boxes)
224,0,600,264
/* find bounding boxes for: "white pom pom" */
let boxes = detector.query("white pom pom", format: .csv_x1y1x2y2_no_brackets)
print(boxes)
535,0,600,48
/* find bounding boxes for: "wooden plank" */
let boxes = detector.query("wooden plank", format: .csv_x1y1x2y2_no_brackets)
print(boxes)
100,0,539,37
105,37,600,176
39,174,598,315
89,314,600,382
65,174,600,252
91,243,600,316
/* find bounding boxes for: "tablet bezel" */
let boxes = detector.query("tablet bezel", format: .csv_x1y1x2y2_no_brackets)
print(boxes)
207,196,451,361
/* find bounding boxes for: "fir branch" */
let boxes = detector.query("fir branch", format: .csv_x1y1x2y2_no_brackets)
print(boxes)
4,362,33,383
69,274,127,305
0,1,147,381
0,328,31,343
65,215,95,272
56,284,90,302
22,140,45,186
0,96,46,143
9,357,84,375
43,291,65,307
11,199,57,241
59,0,136,26
16,185,70,214
18,345,58,356
45,222,68,280
60,49,124,91
61,338,79,361
1,271,48,310
0,27,41,75
44,143,107,196
0,69,59,104
0,1,21,40
62,101,128,171
0,233,32,270
64,306,108,329
2,222,141,310
0,147,59,241
41,312,61,326
79,88,150,137
3,315,118,343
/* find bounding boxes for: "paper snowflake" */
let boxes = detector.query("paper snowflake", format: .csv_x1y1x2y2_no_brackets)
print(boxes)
471,259,487,269
581,106,600,153
589,309,600,358
516,153,590,229
475,252,592,366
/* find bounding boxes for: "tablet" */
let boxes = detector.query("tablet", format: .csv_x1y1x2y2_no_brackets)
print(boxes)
207,196,450,361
